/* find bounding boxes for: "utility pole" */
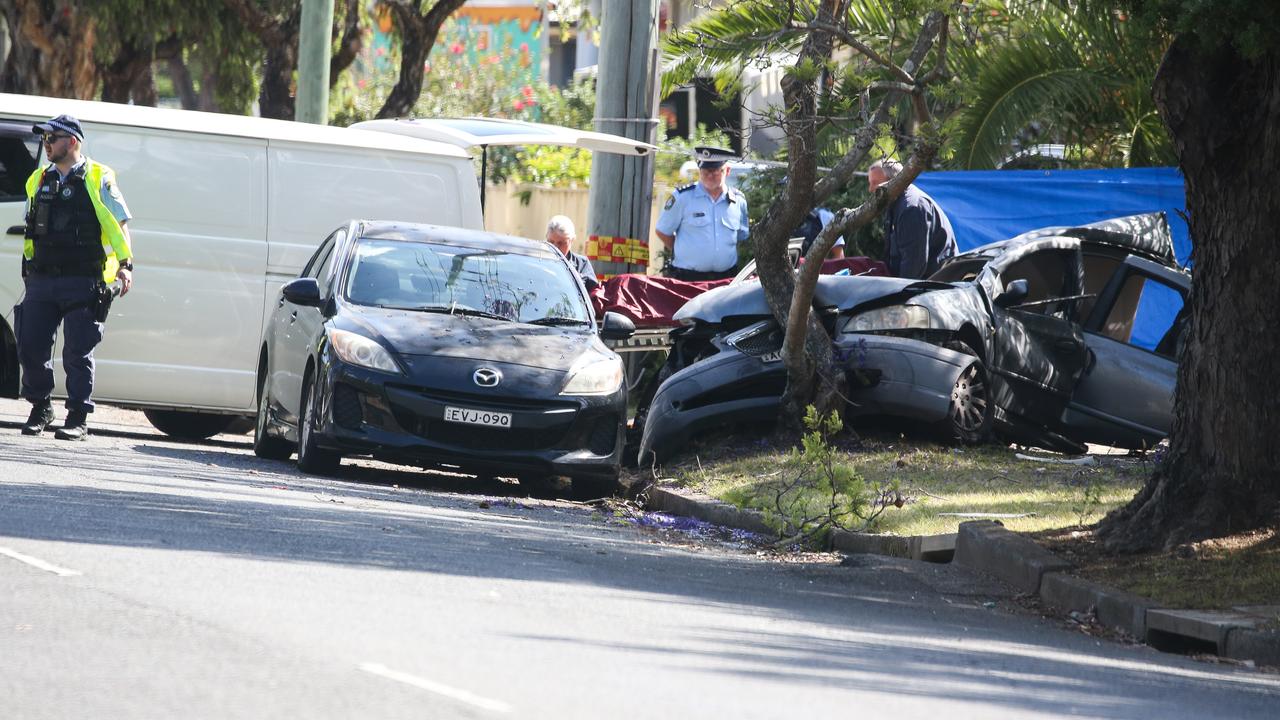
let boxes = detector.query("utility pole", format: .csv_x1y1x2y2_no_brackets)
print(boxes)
586,0,660,277
296,0,335,124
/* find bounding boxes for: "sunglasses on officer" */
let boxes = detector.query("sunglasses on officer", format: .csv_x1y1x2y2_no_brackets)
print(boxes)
43,133,74,145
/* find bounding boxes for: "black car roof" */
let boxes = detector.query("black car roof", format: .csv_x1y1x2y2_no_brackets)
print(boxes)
948,212,1177,267
355,221,558,258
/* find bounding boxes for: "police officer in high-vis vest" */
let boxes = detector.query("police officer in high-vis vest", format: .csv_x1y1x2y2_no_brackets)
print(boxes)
18,114,134,440
655,146,749,281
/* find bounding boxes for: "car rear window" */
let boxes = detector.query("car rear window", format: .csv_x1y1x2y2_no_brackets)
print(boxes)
345,238,591,324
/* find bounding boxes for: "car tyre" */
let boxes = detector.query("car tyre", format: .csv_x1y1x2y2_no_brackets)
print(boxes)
143,409,236,440
946,356,993,445
253,371,293,461
297,373,341,475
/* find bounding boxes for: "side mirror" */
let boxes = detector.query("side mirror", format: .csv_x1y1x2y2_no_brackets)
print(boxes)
995,278,1029,308
599,311,636,341
282,277,323,307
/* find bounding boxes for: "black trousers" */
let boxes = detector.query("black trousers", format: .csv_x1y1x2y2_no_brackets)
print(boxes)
664,266,737,282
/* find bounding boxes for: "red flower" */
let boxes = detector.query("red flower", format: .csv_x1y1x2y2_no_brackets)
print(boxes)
521,85,534,99
513,100,525,111
450,42,465,54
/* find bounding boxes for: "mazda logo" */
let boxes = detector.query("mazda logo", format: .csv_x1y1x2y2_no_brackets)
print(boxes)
473,367,502,387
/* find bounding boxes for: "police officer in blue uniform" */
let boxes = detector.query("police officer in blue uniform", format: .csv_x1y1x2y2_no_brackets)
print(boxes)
18,115,134,440
655,146,749,281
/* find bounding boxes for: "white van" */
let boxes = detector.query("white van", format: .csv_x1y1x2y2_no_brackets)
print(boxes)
0,93,481,437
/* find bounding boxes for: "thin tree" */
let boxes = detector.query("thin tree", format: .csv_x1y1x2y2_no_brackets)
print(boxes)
663,0,955,424
375,0,469,119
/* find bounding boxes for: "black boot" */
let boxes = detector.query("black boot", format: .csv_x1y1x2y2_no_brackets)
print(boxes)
55,409,89,441
22,401,55,435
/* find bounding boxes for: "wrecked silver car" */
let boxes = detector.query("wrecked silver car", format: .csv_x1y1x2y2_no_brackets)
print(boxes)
638,213,1190,463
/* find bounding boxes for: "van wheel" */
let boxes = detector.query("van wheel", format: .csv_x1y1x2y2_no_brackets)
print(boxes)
144,409,235,440
297,374,340,475
253,373,293,460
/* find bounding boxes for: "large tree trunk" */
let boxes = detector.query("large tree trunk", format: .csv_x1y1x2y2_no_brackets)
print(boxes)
1097,38,1280,552
0,0,98,98
100,36,156,106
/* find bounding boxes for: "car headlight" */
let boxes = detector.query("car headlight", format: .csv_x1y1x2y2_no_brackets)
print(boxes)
844,305,932,333
561,354,624,396
327,328,401,374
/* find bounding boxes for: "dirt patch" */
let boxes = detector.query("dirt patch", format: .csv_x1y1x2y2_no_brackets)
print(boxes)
1037,526,1280,623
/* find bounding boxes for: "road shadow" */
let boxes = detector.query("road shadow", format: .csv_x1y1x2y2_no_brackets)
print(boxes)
0,446,1276,717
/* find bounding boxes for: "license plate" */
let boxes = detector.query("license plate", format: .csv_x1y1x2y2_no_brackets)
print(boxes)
758,349,783,363
443,406,512,428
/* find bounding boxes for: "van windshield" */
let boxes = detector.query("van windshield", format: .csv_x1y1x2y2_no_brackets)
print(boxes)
345,238,592,324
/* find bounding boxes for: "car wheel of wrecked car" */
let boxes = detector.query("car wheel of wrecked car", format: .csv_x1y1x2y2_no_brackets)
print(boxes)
945,351,993,444
253,370,293,461
296,374,341,475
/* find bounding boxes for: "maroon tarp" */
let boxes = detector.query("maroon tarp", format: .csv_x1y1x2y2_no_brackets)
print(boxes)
590,256,889,327
590,275,731,328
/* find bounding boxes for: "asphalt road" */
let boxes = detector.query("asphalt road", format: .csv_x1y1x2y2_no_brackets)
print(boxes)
1,399,1277,719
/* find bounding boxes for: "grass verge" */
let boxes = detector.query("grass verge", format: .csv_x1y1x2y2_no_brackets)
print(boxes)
1039,527,1280,624
641,429,1147,537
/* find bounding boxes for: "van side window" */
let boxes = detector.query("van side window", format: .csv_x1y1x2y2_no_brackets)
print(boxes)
0,128,40,201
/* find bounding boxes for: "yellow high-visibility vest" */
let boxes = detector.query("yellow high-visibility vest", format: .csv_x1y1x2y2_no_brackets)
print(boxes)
24,158,132,283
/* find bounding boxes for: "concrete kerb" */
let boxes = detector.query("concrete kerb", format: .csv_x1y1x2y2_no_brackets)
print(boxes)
645,486,958,561
954,520,1280,667
644,490,1280,667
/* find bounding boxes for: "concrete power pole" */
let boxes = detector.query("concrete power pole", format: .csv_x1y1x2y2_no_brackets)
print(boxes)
587,0,660,278
296,0,335,124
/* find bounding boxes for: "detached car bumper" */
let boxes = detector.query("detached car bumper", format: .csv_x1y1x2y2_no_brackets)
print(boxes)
840,334,972,424
315,362,625,479
638,348,786,465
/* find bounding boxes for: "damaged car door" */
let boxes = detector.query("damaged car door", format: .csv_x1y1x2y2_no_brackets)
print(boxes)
1059,254,1188,448
980,241,1091,443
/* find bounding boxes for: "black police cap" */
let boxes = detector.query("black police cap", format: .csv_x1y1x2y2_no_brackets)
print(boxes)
33,114,84,141
693,145,737,169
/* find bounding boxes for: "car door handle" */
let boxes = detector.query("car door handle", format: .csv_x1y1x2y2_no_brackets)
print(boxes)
6,225,25,236
289,311,297,324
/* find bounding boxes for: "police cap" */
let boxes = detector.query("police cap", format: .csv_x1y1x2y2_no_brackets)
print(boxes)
693,145,736,169
33,114,84,142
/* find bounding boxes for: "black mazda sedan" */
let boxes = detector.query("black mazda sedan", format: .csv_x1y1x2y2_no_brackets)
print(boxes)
253,221,635,497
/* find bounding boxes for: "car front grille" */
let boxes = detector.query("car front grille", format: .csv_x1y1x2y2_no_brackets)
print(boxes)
731,326,784,357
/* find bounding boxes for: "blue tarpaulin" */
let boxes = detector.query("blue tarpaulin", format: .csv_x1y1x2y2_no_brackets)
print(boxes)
915,167,1190,265
915,167,1190,350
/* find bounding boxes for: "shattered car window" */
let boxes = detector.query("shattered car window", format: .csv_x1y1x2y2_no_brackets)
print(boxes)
1000,249,1082,317
1101,274,1185,357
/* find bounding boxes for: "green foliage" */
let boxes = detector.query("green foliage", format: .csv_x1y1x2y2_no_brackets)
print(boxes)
1124,0,1280,59
331,28,600,188
1071,469,1106,527
949,1,1174,169
763,406,901,545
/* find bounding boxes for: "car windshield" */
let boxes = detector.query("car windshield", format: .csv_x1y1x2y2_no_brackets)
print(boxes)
345,238,592,324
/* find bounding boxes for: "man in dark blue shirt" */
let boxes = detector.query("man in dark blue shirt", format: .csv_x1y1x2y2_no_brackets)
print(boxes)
546,215,599,291
868,160,956,279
